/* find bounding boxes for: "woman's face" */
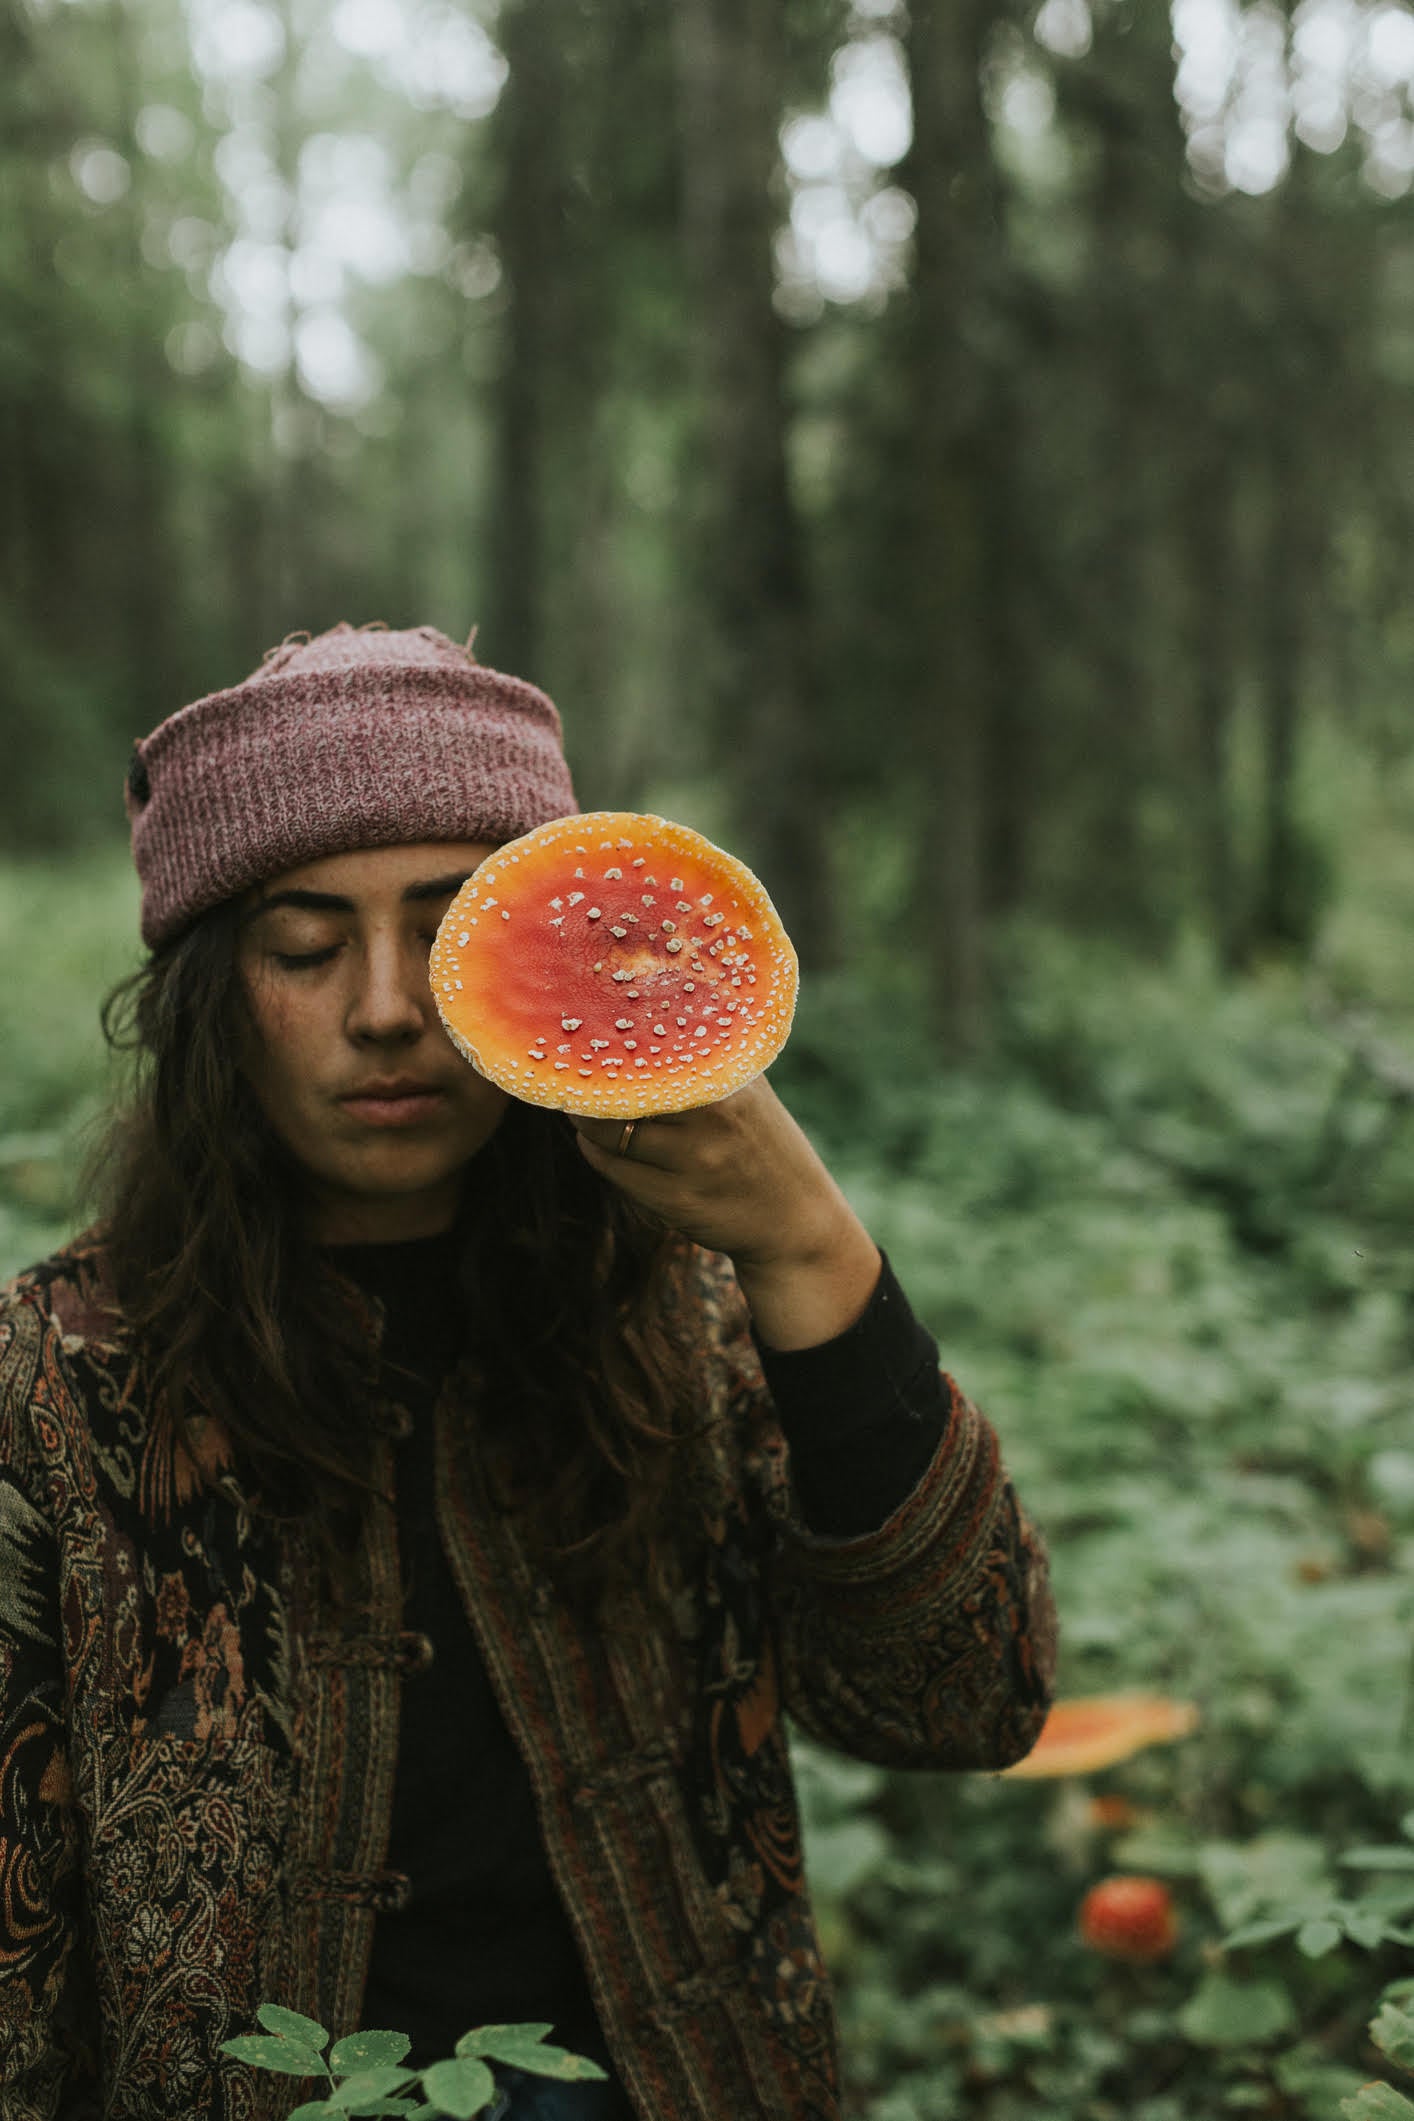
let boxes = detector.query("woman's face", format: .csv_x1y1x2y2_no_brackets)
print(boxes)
236,840,507,1243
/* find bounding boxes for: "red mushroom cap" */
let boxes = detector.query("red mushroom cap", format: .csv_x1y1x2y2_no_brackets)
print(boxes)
1078,1875,1179,1964
1002,1696,1201,1780
430,811,799,1118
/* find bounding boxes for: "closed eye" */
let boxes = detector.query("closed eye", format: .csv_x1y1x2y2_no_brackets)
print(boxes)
273,947,340,969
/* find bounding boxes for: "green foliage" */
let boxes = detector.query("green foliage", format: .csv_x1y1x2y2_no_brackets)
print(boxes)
218,2009,606,2119
1178,1971,1296,2049
774,924,1414,2116
1337,1980,1414,2119
0,846,139,1277
10,846,1414,2114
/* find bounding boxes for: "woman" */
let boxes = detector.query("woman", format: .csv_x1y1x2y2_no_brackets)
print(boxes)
0,624,1056,2120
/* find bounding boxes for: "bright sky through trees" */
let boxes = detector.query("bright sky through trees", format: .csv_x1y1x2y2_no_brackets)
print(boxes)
122,0,1414,402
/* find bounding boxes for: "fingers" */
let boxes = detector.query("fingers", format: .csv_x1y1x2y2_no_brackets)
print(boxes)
566,1108,695,1166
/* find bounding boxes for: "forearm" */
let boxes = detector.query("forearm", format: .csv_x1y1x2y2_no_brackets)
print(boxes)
732,1195,883,1353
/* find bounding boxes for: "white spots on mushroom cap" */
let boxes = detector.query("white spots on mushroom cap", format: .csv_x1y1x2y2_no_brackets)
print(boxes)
457,931,470,947
605,866,623,880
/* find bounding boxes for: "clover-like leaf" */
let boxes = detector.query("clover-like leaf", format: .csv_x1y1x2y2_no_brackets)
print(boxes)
330,2032,413,2074
456,2023,554,2059
1298,1918,1343,1958
324,2064,419,2111
258,2004,331,2049
220,2035,328,2077
421,2056,498,2118
506,2044,608,2082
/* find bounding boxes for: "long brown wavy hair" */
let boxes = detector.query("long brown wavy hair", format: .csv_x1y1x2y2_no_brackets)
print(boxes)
95,898,709,1617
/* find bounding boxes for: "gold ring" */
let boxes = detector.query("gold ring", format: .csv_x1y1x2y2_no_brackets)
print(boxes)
616,1119,640,1159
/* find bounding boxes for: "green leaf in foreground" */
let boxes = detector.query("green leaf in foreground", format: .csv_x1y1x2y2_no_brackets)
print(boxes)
329,2032,413,2073
258,2004,331,2049
1340,2086,1414,2120
1371,2001,1414,2072
1297,1917,1344,1957
420,2056,497,2118
455,2026,606,2081
220,2034,329,2077
457,2022,554,2059
1343,1850,1414,1873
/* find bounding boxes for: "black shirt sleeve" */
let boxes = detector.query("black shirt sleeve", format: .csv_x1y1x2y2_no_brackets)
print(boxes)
752,1253,952,1540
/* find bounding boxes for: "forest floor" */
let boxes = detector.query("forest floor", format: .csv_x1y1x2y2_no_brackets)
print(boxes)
4,838,1413,2120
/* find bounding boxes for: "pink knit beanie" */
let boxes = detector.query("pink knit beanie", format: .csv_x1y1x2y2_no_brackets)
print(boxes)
126,623,579,949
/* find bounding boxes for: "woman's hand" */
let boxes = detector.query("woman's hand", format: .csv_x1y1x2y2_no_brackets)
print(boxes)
569,1077,881,1350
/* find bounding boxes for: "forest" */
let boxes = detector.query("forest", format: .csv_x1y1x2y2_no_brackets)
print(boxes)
3,0,1414,2113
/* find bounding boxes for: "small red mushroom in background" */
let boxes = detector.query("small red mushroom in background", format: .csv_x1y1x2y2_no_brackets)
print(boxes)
1078,1875,1179,1964
1085,1793,1145,1832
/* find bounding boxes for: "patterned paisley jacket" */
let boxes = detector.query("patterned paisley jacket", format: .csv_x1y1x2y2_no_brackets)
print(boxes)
0,1235,1056,2121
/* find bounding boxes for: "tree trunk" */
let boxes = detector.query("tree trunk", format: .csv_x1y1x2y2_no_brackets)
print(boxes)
110,0,170,725
1251,154,1325,957
483,0,572,685
1253,414,1309,952
1180,438,1241,966
670,0,835,970
903,0,1000,1048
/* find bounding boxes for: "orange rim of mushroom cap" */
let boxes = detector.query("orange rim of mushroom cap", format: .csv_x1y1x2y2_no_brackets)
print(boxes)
430,811,799,1119
1001,1696,1201,1780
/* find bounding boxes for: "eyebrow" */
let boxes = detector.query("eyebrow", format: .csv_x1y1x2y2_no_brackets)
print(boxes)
250,873,472,918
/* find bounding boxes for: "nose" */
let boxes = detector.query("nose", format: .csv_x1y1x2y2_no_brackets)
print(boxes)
344,931,431,1047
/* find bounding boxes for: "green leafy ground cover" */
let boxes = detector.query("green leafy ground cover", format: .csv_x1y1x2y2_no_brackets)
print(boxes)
5,845,1412,2119
775,939,1414,2118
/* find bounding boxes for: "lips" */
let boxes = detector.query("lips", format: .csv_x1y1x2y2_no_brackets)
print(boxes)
339,1078,449,1127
